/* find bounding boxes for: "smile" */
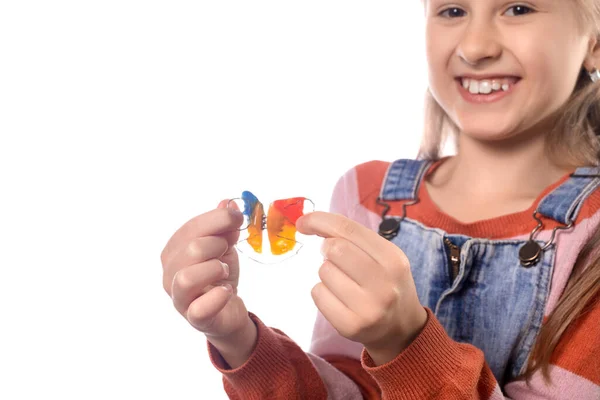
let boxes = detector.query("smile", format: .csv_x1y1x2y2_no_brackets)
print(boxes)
456,76,521,104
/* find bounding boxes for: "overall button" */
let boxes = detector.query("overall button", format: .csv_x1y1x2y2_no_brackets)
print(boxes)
379,218,400,240
519,240,542,267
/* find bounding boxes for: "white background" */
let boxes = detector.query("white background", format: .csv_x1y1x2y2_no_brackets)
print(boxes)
0,2,428,399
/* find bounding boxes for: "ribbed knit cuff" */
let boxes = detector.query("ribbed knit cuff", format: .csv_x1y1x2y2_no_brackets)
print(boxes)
206,312,283,392
207,312,328,398
361,307,476,399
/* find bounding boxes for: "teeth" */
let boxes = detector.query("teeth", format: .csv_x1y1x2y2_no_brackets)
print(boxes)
479,81,492,94
461,78,517,94
469,80,479,94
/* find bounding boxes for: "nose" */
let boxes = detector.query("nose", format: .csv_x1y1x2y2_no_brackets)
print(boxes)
456,20,503,66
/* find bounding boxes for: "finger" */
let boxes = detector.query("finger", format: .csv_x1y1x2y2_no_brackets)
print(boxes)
171,259,229,314
311,281,361,339
217,199,242,245
220,198,240,212
163,236,228,293
218,199,243,244
160,203,244,267
218,241,240,286
320,237,385,290
186,284,233,332
297,212,405,269
208,199,241,270
317,259,372,314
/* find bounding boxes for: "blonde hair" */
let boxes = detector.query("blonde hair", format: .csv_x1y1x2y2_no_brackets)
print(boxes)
417,0,600,384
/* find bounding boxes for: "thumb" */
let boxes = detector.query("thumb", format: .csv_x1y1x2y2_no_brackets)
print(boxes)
217,199,240,211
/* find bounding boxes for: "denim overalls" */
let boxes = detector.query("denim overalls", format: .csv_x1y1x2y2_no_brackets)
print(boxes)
378,159,600,386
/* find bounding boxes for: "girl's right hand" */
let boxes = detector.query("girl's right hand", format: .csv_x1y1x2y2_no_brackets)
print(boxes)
161,200,252,341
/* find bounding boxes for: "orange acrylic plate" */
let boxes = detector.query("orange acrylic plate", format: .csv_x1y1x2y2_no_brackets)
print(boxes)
228,190,314,264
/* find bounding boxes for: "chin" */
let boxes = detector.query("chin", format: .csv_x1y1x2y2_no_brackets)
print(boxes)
456,122,519,143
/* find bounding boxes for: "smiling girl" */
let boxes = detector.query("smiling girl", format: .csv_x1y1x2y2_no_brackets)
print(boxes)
162,1,600,398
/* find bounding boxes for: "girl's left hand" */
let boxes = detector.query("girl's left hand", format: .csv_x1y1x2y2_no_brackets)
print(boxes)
296,211,428,365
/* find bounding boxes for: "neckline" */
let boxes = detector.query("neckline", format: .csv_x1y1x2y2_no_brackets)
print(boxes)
414,157,577,238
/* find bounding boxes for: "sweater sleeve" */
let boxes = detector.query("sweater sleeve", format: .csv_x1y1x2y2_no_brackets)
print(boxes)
207,314,317,398
355,301,600,400
207,312,382,399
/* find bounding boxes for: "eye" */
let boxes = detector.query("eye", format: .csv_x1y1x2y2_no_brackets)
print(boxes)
439,7,467,18
504,5,533,16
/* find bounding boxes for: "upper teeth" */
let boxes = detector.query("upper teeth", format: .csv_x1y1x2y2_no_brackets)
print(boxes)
461,78,513,94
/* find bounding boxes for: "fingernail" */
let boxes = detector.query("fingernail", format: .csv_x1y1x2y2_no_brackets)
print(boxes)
228,207,242,217
221,262,229,277
170,273,178,300
222,283,232,293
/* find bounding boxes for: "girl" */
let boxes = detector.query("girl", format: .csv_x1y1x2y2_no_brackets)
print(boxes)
161,1,600,398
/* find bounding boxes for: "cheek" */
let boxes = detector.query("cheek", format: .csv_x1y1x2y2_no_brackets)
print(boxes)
516,26,587,108
427,74,451,114
425,29,454,100
425,26,453,68
522,51,581,116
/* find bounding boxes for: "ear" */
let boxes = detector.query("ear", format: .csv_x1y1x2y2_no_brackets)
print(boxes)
583,35,600,72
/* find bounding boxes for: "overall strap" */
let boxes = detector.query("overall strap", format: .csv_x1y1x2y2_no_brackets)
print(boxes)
536,167,600,224
379,159,434,201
